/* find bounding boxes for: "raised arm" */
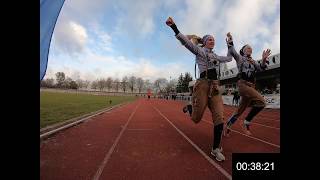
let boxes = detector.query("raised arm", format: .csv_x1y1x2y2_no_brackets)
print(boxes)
166,17,202,56
226,32,242,63
255,49,271,71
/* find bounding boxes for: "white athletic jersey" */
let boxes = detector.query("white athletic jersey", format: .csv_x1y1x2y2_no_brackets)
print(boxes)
176,33,232,74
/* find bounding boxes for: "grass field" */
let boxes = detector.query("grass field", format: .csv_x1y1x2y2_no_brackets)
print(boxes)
40,91,137,128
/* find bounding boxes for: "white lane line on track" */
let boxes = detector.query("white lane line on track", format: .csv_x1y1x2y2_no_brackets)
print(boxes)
127,128,152,131
203,120,280,148
153,106,232,180
251,122,280,130
92,103,140,180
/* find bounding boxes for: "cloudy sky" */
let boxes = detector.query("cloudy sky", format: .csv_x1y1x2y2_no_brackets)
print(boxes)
44,0,280,82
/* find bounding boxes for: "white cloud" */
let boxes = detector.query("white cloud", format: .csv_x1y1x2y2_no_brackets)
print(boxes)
223,0,279,58
129,59,188,80
70,70,81,80
86,54,188,81
53,20,88,56
61,0,111,23
114,0,161,38
157,0,279,69
44,67,55,79
51,0,114,57
52,19,114,62
99,33,113,52
70,22,87,43
225,0,274,38
162,0,183,8
262,14,280,55
87,23,114,53
46,50,189,82
47,0,279,80
178,0,217,36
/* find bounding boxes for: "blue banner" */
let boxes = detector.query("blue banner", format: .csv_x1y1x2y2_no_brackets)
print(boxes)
40,0,65,81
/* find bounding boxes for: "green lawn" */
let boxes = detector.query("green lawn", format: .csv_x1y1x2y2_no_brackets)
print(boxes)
40,91,137,128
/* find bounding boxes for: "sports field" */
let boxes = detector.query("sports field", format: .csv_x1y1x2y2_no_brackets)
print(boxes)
40,91,137,128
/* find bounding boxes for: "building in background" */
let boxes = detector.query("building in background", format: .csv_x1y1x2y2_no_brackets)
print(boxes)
188,53,280,95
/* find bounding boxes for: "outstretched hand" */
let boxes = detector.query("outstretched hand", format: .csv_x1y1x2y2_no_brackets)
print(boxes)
262,49,271,62
226,32,233,45
226,32,232,40
166,17,175,26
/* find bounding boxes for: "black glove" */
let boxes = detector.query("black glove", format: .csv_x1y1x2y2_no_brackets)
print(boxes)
170,24,180,36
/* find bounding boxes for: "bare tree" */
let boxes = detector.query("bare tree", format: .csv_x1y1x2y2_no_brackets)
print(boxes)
106,77,113,92
40,78,55,88
76,79,84,89
144,79,151,92
69,80,78,89
165,79,177,93
128,76,136,93
97,79,106,91
91,80,98,90
136,77,144,93
64,77,73,89
83,80,90,89
121,76,128,93
113,78,120,92
55,72,65,88
154,78,168,93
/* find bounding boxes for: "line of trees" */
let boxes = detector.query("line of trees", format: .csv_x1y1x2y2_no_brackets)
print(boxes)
41,72,193,94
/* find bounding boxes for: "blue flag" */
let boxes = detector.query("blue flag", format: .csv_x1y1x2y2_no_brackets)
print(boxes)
40,0,65,81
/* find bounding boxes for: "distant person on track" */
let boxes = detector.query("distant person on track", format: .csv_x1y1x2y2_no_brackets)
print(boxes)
224,32,271,136
166,16,233,161
183,93,193,117
147,89,152,100
232,90,240,106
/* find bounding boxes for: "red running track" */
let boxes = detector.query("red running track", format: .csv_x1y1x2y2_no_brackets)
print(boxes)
40,98,280,180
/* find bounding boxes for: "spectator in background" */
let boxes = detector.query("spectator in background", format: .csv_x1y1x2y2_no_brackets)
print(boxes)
232,91,240,106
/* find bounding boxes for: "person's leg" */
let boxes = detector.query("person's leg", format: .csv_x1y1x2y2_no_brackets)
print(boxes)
182,103,188,113
207,81,225,161
241,106,264,134
224,96,250,137
190,80,209,123
226,96,250,126
182,101,192,117
187,104,192,116
209,95,224,147
241,87,266,135
224,81,251,136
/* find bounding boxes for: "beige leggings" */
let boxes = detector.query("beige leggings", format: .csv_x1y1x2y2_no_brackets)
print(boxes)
191,79,224,126
233,79,266,118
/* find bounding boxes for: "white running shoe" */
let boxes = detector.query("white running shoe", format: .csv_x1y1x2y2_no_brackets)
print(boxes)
211,148,225,161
